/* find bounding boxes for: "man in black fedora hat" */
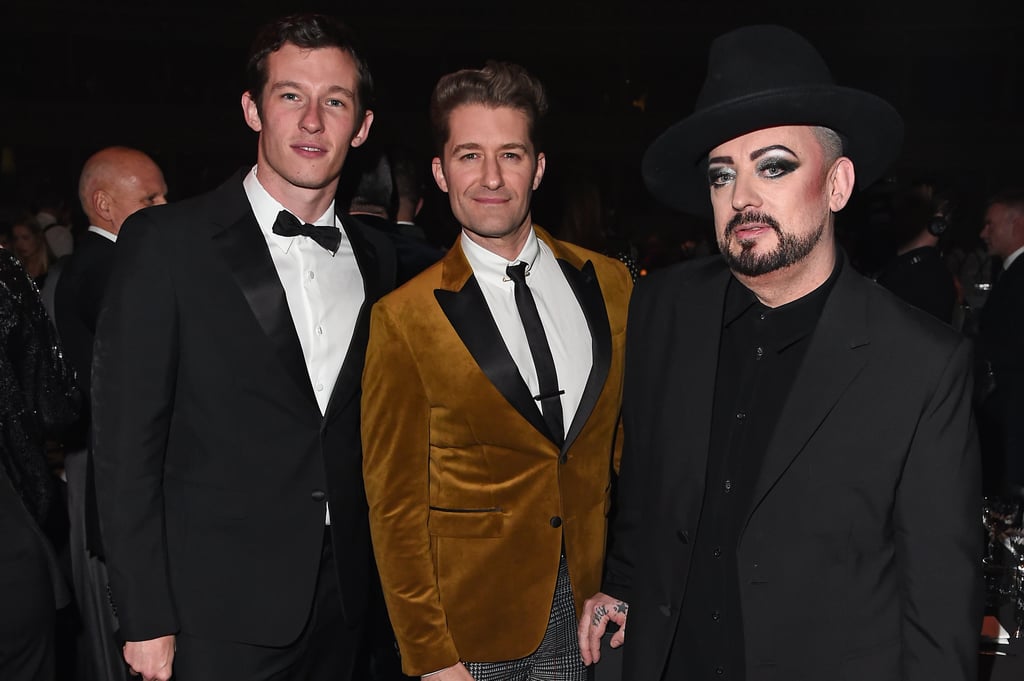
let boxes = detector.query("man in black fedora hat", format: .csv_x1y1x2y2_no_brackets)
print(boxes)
579,24,981,681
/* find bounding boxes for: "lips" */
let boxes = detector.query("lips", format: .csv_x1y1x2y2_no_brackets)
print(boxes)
292,143,327,156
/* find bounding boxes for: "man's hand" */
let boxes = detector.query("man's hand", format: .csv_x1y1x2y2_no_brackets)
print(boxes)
578,592,628,665
124,635,175,681
422,661,476,680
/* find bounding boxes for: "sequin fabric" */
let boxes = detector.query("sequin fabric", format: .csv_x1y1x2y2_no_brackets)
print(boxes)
0,248,80,524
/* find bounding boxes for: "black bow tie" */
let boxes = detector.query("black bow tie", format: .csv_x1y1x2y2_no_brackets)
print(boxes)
272,210,341,253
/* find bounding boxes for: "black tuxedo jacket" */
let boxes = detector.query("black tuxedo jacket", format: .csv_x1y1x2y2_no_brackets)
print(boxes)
977,257,1024,488
55,230,116,406
92,173,396,645
605,255,981,681
54,229,117,555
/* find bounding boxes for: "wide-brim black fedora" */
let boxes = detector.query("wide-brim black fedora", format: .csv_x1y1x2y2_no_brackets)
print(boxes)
643,24,904,216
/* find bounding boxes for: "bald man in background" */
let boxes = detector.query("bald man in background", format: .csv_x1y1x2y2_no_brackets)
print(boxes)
54,145,167,681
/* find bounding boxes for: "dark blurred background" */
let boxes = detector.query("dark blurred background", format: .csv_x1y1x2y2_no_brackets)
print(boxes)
2,0,1022,270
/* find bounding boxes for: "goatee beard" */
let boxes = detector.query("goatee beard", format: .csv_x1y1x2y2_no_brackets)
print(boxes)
719,212,825,277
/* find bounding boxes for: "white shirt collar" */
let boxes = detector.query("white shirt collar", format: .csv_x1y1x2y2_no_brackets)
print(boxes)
87,225,117,243
460,227,540,283
1004,245,1024,271
242,165,338,255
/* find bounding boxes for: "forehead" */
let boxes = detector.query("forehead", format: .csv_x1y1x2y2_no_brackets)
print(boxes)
708,125,822,162
445,104,532,148
265,43,358,88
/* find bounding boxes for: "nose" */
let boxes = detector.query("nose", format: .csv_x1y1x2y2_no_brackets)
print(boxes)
154,195,168,207
730,173,762,212
299,102,325,134
480,156,504,190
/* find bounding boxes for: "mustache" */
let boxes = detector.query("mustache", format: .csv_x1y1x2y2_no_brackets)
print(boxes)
726,212,781,236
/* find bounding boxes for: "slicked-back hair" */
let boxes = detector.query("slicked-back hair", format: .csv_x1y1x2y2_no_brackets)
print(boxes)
429,61,548,155
245,13,374,119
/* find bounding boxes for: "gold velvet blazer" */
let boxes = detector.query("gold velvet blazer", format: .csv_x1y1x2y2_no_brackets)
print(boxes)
362,227,632,675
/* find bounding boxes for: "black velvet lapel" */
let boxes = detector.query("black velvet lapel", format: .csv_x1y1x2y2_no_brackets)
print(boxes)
435,276,556,442
558,259,612,453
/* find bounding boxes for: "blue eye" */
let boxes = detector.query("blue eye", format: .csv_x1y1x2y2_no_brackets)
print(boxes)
758,158,798,178
707,167,735,188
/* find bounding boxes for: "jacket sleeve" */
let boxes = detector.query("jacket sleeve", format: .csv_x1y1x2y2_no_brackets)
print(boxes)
91,210,180,641
362,301,459,675
896,336,982,681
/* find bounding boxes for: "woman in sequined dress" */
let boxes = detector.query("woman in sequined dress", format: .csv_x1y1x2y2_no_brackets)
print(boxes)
0,247,79,681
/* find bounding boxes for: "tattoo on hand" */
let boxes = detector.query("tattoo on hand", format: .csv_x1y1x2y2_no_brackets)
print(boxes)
592,604,608,626
614,601,629,615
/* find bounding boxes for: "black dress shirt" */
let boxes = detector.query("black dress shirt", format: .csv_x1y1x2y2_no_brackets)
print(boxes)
666,259,840,681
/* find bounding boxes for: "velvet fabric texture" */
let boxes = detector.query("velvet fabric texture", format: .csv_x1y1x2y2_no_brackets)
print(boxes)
362,227,632,675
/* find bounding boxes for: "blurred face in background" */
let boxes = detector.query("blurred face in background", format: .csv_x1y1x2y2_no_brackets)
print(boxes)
11,223,43,261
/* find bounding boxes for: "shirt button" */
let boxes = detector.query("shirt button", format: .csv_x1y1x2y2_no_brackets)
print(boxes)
315,383,324,392
712,610,721,621
759,312,767,320
724,479,732,493
550,516,562,528
713,546,722,558
307,271,315,280
316,325,324,336
735,411,746,420
715,666,724,676
755,346,764,359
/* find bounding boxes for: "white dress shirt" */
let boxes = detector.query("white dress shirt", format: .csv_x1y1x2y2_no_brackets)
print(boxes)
461,228,592,436
244,166,364,524
88,225,117,243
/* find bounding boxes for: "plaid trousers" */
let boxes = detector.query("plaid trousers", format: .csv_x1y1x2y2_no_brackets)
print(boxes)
463,554,587,681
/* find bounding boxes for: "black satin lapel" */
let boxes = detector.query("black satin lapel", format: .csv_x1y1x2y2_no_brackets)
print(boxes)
212,214,315,406
324,216,394,420
435,277,554,442
558,260,612,452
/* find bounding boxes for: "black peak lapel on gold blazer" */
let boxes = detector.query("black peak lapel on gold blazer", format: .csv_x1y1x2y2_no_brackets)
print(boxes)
554,254,611,454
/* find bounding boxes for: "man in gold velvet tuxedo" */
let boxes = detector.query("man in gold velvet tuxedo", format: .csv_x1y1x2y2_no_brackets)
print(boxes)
362,62,632,681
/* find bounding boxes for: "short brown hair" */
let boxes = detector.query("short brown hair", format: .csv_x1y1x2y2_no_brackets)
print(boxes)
245,13,374,119
429,61,548,154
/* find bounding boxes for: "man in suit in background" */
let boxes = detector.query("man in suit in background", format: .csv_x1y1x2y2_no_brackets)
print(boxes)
977,189,1024,493
581,25,981,681
92,13,394,681
54,145,167,681
341,142,444,286
362,62,631,680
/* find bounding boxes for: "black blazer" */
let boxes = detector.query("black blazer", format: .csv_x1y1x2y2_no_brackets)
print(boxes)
55,230,116,406
605,255,982,681
92,173,395,645
977,257,1024,488
54,229,117,555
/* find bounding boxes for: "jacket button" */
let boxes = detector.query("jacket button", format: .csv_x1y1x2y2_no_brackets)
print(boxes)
676,530,689,544
311,489,326,502
550,516,562,528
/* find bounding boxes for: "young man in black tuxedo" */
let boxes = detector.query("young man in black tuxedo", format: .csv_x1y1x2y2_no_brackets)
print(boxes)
91,14,395,681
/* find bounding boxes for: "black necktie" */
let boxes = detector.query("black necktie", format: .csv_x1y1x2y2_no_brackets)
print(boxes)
272,210,341,253
506,262,564,444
